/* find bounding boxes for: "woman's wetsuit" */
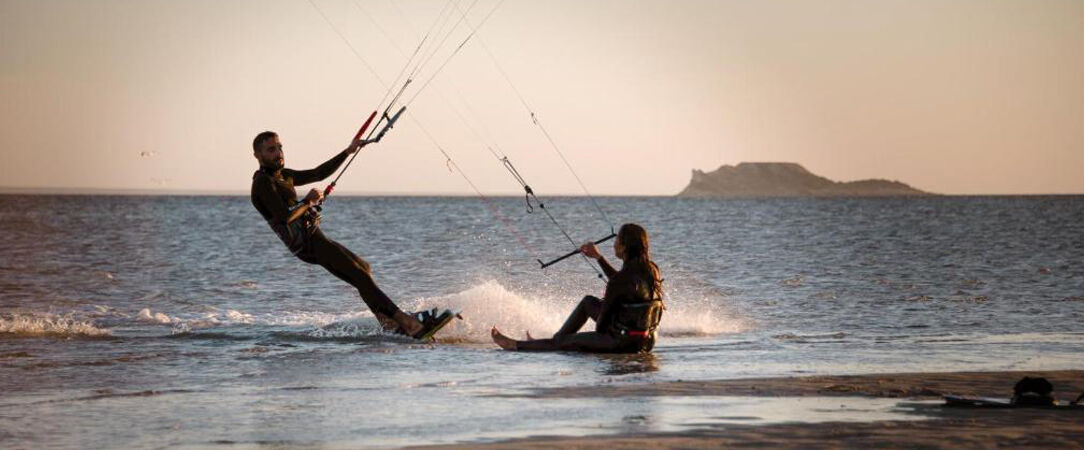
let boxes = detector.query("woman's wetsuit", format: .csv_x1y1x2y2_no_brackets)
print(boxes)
516,264,663,353
250,151,402,319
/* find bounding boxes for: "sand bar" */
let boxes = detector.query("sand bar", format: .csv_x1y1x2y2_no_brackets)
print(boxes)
416,370,1084,448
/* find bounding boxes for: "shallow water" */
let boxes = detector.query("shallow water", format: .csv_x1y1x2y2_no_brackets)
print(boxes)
1,195,1082,447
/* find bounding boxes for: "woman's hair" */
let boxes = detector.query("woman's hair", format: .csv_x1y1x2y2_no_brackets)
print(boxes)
617,223,662,299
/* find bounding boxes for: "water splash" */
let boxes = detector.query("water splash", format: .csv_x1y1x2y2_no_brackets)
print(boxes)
408,280,746,343
306,317,386,340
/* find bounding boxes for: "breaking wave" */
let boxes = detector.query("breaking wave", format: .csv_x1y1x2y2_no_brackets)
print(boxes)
0,314,112,338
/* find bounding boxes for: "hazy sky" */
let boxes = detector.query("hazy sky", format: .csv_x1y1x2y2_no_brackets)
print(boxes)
2,0,1082,195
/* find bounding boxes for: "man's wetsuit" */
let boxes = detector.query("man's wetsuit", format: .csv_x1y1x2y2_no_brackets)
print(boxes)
250,151,402,319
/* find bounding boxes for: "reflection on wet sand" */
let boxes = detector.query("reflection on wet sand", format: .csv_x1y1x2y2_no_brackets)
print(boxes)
597,352,660,375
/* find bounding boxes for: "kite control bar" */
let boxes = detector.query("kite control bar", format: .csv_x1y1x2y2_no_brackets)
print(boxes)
538,231,617,269
369,106,406,144
320,106,406,202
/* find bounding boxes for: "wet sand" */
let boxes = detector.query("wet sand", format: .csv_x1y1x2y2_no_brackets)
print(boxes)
417,370,1084,449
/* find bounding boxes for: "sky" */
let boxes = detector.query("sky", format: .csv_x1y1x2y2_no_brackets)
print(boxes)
1,0,1082,195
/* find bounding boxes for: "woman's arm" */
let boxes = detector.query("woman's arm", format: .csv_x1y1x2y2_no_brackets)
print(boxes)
580,243,618,279
596,256,617,279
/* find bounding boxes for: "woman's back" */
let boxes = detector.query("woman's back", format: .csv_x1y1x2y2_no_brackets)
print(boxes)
600,265,664,339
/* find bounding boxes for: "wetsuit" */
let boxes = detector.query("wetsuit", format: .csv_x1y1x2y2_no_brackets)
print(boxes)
250,151,402,319
517,262,663,353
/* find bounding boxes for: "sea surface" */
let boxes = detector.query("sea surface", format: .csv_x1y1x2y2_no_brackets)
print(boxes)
1,195,1082,447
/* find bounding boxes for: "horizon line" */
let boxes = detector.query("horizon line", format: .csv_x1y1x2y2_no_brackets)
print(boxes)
0,186,670,197
0,186,1081,197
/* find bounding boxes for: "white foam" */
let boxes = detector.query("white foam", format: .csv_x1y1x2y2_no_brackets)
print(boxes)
307,317,385,339
262,310,368,327
660,296,748,337
411,280,569,343
137,308,175,324
140,306,376,336
133,306,269,332
0,314,112,337
224,309,253,323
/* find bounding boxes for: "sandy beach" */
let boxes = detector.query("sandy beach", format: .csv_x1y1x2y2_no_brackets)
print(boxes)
418,370,1084,448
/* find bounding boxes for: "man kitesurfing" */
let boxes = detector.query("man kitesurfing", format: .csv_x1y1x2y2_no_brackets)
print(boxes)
244,0,616,344
250,131,453,340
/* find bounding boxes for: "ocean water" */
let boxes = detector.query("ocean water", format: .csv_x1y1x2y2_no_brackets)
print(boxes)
1,195,1082,447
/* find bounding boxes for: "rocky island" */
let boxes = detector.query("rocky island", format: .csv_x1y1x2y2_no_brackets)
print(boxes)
677,162,931,197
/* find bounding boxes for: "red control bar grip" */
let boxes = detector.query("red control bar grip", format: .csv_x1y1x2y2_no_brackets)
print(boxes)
322,110,378,199
353,110,378,142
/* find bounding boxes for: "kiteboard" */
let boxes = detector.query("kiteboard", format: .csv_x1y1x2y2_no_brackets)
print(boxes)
412,308,462,342
943,396,1014,408
943,395,1081,409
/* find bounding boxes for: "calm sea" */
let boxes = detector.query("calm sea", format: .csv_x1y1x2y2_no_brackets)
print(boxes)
1,195,1082,447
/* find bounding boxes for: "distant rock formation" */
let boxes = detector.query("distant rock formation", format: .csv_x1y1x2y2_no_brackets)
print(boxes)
677,162,930,197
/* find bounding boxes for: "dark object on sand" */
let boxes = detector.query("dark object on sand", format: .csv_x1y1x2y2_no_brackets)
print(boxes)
944,376,1079,408
1013,376,1056,406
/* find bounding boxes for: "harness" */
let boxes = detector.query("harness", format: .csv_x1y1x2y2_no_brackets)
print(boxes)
279,203,320,255
254,170,320,256
611,298,665,340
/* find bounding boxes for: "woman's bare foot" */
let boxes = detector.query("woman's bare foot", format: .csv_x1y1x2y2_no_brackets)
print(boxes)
491,327,518,350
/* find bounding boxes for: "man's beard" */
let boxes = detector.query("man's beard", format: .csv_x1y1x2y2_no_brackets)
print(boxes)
263,158,284,171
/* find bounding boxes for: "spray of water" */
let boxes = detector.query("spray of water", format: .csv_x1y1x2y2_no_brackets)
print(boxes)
409,280,746,343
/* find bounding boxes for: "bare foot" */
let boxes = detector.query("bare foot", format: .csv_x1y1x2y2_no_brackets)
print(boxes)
393,311,424,337
373,312,400,333
491,327,518,351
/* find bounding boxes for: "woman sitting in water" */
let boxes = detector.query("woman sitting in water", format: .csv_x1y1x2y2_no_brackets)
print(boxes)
491,223,664,353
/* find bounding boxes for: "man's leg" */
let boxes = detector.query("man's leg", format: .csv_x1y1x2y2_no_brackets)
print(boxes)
553,296,603,338
306,232,422,335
